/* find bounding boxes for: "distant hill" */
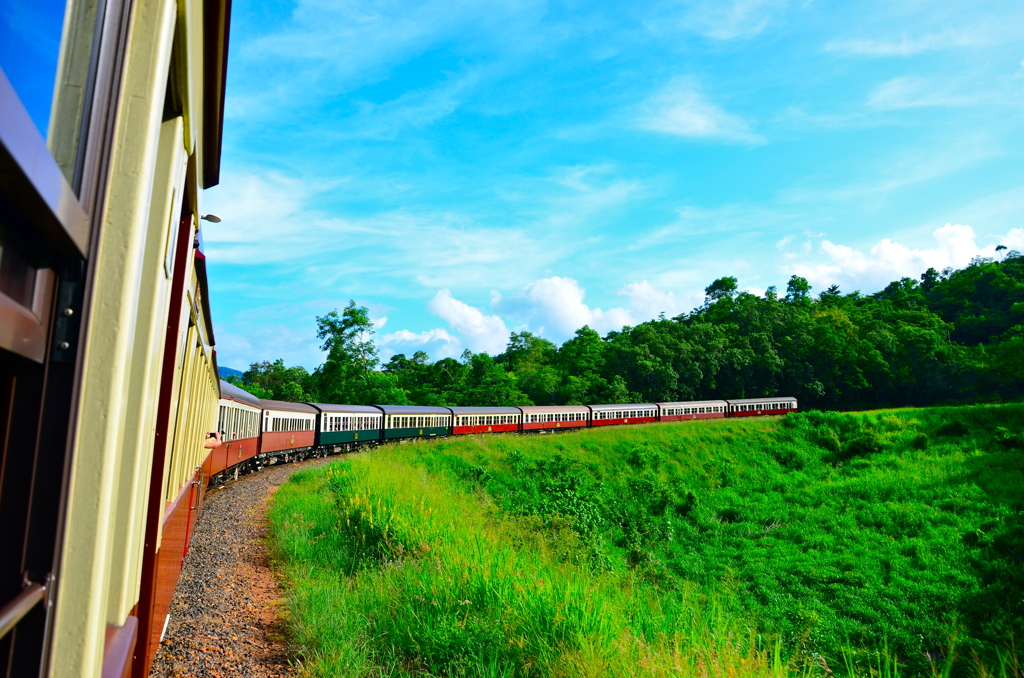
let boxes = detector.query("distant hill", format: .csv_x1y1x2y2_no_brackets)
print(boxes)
218,366,244,380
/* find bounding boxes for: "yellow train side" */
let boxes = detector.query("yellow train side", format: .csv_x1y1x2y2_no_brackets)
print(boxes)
0,0,230,676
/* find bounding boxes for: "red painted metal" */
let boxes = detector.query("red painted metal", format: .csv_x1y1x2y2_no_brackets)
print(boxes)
140,473,195,675
659,412,726,422
521,420,588,432
132,213,193,678
259,430,315,455
592,416,657,427
451,423,519,435
200,435,259,478
729,407,795,418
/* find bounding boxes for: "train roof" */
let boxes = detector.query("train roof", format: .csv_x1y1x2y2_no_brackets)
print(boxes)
449,406,521,415
518,404,590,412
376,405,452,415
657,399,729,407
589,402,658,411
260,399,319,414
726,396,797,404
219,380,262,409
307,403,383,414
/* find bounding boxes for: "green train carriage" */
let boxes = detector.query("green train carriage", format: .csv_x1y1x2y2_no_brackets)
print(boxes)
378,404,452,441
310,403,385,448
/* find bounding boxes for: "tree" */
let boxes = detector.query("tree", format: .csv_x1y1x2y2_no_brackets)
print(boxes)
461,353,531,406
313,301,407,404
705,276,738,303
316,301,378,373
785,275,812,304
233,359,313,402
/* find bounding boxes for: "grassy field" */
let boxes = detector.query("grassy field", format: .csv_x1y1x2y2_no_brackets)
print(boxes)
267,405,1024,677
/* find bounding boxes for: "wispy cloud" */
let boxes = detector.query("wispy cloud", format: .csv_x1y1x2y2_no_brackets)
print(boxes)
647,0,788,41
825,31,984,57
780,133,1000,204
867,76,981,110
635,78,764,144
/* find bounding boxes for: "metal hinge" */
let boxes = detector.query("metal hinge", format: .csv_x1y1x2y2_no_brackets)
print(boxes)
51,262,85,363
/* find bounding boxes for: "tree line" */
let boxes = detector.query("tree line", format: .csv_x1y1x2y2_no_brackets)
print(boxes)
227,252,1024,410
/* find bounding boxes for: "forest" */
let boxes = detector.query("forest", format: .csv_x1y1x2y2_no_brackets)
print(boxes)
227,253,1024,410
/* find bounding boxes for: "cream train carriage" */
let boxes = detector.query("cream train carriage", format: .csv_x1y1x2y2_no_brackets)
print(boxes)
0,0,231,675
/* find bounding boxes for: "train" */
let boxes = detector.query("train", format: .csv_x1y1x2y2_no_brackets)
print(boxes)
207,380,798,485
0,0,798,674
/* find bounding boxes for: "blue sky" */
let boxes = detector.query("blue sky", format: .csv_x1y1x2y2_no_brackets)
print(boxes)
5,0,1022,372
203,0,1024,371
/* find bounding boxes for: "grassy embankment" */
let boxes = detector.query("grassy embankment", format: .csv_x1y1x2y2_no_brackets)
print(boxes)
268,405,1024,677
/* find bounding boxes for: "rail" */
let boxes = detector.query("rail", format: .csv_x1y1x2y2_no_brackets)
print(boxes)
0,581,47,640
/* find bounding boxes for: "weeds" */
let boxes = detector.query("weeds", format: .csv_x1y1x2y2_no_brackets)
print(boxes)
269,404,1024,677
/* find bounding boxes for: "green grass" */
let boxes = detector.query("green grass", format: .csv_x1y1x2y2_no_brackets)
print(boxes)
268,405,1024,677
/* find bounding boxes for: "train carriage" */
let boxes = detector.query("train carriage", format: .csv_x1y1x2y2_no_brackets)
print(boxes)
726,397,798,418
451,406,522,435
260,400,317,455
658,399,729,421
205,381,263,482
590,403,658,427
519,405,591,432
310,403,384,448
380,405,452,440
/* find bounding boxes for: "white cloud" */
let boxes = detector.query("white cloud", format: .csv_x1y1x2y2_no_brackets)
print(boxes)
335,67,484,141
826,31,980,57
378,328,462,360
620,281,689,319
790,224,1024,293
493,276,634,340
867,76,979,110
215,322,325,372
635,79,763,144
427,289,510,354
649,0,787,41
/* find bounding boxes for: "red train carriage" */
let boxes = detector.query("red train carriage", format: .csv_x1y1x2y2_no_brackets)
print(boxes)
260,400,317,455
519,405,590,432
451,406,522,435
657,399,729,421
590,403,658,427
726,397,798,418
204,380,263,482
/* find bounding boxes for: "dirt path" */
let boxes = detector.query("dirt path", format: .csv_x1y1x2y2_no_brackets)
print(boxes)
149,457,331,677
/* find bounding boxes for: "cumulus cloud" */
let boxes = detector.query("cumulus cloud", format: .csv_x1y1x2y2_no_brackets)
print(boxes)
493,276,634,339
427,289,510,354
635,79,763,144
620,281,689,319
790,224,1024,293
378,328,462,359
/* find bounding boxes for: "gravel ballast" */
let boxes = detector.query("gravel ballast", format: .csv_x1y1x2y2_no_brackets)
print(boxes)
149,457,331,678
